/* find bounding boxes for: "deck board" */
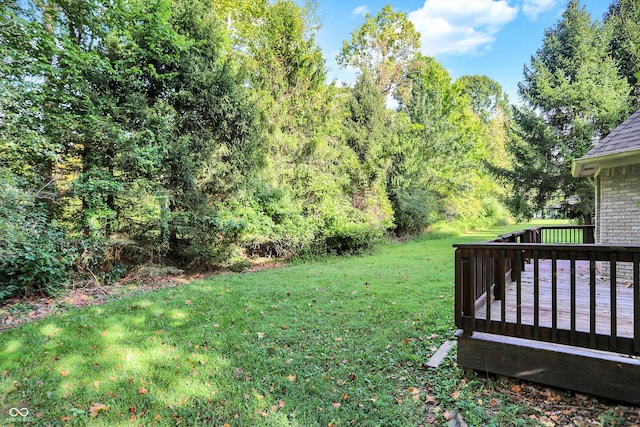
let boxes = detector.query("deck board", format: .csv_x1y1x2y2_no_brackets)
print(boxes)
475,260,636,337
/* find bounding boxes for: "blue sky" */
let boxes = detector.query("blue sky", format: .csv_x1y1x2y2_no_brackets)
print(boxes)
312,0,611,104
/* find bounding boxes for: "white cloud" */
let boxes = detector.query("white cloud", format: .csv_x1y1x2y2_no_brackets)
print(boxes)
408,0,518,56
522,0,558,20
351,6,369,17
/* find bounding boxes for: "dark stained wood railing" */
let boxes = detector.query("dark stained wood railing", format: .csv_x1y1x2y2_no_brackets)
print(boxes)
454,225,640,356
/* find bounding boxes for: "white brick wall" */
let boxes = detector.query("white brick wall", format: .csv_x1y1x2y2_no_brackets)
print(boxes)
598,164,640,279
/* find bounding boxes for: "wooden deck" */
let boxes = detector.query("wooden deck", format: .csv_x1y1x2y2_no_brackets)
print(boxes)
454,225,640,404
475,259,636,337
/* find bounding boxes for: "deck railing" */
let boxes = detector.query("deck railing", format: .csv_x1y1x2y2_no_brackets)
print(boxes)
454,225,640,356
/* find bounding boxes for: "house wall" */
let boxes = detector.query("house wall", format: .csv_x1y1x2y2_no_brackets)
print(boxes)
598,164,640,279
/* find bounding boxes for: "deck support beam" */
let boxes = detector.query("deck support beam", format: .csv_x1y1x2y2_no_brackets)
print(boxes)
456,330,640,405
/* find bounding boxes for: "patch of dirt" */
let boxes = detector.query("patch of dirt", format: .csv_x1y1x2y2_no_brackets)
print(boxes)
485,379,640,426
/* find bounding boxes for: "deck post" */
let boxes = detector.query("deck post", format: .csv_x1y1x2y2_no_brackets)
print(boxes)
634,253,640,354
457,248,475,336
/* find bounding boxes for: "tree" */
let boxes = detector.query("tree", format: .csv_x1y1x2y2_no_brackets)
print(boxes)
343,72,389,181
1,0,266,264
456,75,509,125
500,0,630,222
337,4,421,100
605,0,640,107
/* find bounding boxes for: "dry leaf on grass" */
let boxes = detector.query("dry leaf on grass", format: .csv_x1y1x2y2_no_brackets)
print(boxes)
89,403,108,417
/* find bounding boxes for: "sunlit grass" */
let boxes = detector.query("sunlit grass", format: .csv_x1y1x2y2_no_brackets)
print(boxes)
2,220,625,426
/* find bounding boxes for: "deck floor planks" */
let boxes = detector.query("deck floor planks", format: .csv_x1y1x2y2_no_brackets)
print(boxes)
475,260,636,337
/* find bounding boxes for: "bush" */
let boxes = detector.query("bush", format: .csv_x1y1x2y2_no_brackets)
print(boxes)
0,174,76,301
218,186,316,258
389,187,440,235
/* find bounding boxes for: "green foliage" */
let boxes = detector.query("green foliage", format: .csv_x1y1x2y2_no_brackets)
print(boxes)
338,4,421,99
456,75,510,125
397,56,508,231
389,187,438,235
605,0,640,107
499,0,631,222
0,0,516,279
0,173,75,301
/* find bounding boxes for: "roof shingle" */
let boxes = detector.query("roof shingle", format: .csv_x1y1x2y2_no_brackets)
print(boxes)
581,108,640,160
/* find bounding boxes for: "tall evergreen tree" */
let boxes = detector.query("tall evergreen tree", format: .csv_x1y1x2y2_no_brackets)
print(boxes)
499,0,630,222
605,0,640,107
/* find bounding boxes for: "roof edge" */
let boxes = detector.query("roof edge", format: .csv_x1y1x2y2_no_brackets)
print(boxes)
572,148,640,177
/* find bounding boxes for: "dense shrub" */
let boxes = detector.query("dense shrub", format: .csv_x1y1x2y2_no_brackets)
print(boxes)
389,187,440,235
0,175,75,301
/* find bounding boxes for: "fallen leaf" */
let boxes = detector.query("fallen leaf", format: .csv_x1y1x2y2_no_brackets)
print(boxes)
138,386,148,395
511,384,522,393
490,398,498,407
155,414,161,421
185,300,192,305
332,402,341,408
425,395,436,403
451,389,460,399
287,374,297,382
444,411,453,421
93,380,100,388
89,403,108,417
538,416,555,427
60,370,69,377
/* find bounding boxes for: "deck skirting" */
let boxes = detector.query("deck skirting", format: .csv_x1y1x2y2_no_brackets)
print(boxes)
456,330,640,404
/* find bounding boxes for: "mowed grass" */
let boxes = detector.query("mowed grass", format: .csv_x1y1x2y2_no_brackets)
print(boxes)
1,221,577,426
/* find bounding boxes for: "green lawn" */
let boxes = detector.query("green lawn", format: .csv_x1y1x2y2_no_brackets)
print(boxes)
0,221,630,426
